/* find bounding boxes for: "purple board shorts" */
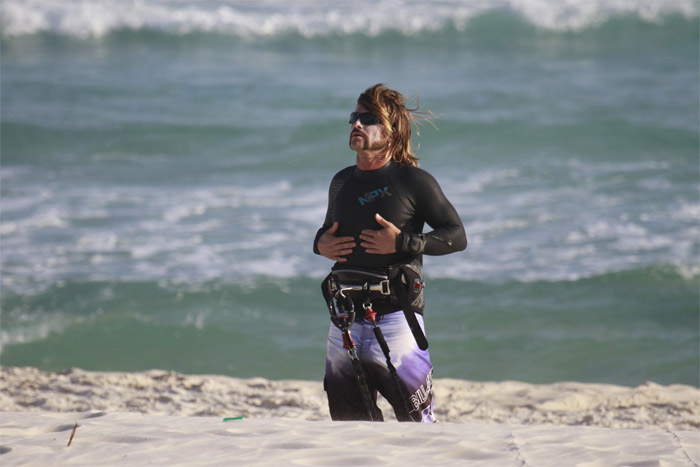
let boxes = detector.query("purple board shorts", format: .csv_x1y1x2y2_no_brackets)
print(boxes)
324,312,436,422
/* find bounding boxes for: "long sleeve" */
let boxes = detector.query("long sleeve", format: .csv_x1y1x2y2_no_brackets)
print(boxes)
396,169,467,256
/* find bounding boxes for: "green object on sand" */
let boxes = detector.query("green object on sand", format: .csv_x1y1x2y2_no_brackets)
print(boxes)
223,417,243,421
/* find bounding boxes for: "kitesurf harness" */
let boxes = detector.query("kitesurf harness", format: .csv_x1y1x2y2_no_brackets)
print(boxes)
321,266,427,421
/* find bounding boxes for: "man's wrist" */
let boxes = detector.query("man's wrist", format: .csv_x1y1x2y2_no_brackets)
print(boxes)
395,232,404,253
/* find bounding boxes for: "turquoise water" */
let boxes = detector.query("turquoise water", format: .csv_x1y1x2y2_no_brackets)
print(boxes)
1,0,698,386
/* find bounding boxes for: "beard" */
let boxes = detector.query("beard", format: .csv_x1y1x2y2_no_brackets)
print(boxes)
349,132,390,152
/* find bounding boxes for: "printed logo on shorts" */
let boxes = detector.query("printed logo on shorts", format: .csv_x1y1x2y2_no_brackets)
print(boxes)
358,186,392,206
410,368,434,412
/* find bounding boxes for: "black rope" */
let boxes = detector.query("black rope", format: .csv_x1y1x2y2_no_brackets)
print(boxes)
344,332,382,422
364,302,415,421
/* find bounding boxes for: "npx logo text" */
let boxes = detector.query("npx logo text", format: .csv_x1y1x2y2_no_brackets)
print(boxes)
358,186,392,206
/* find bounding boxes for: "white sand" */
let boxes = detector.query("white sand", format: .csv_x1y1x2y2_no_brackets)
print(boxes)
1,366,699,466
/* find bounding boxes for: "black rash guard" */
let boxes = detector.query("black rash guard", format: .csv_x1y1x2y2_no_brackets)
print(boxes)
313,160,467,271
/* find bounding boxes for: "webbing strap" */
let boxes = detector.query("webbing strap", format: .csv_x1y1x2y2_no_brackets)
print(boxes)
393,266,429,350
365,304,414,419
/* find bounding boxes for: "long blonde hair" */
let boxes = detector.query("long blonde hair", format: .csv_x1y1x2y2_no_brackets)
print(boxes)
357,83,434,167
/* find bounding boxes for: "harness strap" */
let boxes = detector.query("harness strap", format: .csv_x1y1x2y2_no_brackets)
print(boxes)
343,327,382,422
394,275,429,350
364,303,413,419
390,264,429,350
322,273,381,421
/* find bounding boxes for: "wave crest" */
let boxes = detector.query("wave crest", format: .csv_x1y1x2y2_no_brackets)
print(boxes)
2,0,698,39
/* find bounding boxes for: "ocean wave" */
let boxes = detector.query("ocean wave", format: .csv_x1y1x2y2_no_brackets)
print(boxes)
2,0,697,39
2,173,697,291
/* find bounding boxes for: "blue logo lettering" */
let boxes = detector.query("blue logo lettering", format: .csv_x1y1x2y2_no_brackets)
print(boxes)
358,186,392,206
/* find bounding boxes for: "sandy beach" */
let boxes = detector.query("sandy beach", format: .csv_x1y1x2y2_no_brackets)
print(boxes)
1,367,698,466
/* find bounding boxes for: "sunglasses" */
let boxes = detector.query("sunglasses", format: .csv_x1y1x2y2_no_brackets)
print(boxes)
349,112,381,126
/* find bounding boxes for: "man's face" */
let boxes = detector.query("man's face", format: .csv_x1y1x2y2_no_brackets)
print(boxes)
349,104,390,153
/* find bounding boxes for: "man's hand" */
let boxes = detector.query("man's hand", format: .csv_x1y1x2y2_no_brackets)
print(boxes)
317,222,356,262
360,213,401,254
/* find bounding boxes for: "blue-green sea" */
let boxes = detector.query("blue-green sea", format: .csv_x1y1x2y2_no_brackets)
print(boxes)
1,0,698,387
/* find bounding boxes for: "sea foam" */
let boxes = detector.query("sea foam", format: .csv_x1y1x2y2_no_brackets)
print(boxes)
2,0,698,39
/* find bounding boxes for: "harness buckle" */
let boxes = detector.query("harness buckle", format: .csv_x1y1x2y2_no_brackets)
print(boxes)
379,279,391,295
336,279,391,296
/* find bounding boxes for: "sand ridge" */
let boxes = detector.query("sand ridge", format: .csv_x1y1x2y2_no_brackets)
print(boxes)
1,367,698,430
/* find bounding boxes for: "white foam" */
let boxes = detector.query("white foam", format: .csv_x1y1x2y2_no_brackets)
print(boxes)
77,233,119,252
671,202,700,221
2,0,697,38
0,308,74,353
0,204,70,240
448,168,521,195
235,251,303,278
510,0,699,30
2,150,696,288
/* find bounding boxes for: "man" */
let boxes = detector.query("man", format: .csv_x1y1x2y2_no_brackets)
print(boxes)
313,84,466,422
